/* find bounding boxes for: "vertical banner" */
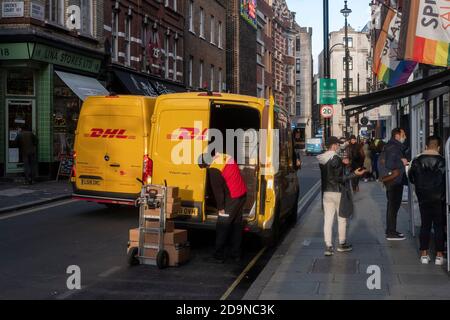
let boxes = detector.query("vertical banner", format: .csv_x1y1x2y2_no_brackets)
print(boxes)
373,6,416,87
400,0,450,67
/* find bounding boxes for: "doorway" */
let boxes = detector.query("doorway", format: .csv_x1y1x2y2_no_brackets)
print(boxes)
5,99,36,173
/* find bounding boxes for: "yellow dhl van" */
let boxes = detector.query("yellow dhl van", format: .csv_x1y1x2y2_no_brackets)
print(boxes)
148,92,300,241
72,95,156,206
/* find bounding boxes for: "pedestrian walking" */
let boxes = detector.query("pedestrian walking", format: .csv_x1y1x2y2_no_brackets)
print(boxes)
347,135,365,192
15,126,38,185
318,136,366,257
379,128,409,241
408,136,446,266
198,152,247,263
363,140,373,182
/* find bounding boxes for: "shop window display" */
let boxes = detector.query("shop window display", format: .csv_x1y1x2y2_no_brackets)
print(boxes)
7,70,34,96
53,74,81,161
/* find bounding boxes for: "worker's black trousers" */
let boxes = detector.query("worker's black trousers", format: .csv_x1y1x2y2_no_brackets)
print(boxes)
215,194,247,259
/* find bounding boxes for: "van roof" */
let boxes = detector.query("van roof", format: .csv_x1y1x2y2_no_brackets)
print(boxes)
156,92,264,104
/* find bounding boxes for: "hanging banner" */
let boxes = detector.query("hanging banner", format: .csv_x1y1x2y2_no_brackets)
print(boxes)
373,6,417,87
400,0,450,67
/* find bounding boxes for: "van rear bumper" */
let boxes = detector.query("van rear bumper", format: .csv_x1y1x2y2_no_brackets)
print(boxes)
72,188,139,206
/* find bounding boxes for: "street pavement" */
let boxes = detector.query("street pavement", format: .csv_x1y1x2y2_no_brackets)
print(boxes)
0,155,320,300
244,182,450,300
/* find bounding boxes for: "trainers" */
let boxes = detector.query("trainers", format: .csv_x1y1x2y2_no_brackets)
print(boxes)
395,231,405,237
324,246,334,256
386,234,406,241
435,256,446,266
420,255,431,264
337,243,353,253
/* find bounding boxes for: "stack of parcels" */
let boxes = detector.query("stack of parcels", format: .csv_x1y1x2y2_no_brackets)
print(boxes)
144,186,182,219
129,222,190,267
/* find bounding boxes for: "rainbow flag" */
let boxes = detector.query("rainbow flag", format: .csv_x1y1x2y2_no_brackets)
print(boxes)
374,6,417,87
400,0,450,67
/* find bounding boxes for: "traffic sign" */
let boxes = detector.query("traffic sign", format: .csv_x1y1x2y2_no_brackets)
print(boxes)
320,105,334,118
317,78,337,105
360,116,369,126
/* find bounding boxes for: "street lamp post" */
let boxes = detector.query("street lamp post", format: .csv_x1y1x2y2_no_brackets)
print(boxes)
323,0,330,140
341,0,352,138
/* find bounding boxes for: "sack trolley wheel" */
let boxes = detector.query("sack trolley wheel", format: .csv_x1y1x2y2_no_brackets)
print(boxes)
127,247,139,266
156,250,169,269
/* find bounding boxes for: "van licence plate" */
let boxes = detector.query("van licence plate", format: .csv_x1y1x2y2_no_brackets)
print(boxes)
180,206,198,216
80,179,102,186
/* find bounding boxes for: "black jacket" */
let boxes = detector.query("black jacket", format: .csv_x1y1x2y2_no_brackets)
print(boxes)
408,152,446,203
384,138,407,186
318,153,356,193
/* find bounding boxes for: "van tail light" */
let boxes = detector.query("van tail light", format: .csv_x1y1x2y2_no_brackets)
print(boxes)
71,151,77,178
143,155,153,184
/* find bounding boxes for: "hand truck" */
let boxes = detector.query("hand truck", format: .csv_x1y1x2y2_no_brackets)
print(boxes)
127,183,169,269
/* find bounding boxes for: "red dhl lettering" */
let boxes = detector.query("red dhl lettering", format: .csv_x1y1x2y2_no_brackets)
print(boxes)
84,128,135,139
167,128,208,140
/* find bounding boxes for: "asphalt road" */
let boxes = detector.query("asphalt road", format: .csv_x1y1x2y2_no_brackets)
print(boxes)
0,155,320,300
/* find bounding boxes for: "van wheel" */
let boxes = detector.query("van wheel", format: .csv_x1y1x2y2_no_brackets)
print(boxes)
156,250,169,269
288,192,299,226
261,204,281,248
127,247,139,266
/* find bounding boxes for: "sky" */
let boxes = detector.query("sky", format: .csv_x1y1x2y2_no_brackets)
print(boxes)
286,0,371,73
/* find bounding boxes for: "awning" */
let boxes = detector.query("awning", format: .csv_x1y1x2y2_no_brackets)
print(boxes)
55,71,109,101
341,69,450,117
149,79,185,95
113,70,158,96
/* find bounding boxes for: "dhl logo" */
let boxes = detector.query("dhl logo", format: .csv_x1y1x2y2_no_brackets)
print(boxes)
85,128,136,139
167,128,208,141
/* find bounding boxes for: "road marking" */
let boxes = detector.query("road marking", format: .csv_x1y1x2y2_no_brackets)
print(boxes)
0,199,77,221
220,247,267,301
297,180,321,217
98,266,123,278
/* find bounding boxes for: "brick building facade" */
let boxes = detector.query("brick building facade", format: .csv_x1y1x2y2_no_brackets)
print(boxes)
184,0,226,91
103,0,186,95
256,0,273,99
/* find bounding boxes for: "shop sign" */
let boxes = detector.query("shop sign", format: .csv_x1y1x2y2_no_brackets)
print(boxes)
240,0,257,29
30,2,45,21
32,44,101,73
2,1,24,18
0,43,31,60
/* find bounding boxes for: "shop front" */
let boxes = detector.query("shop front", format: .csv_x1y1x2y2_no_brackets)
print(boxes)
0,42,107,177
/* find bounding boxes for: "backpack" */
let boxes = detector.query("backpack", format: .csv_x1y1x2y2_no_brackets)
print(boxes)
377,146,400,186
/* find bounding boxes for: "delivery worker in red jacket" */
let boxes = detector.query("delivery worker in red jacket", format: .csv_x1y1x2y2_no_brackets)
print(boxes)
199,152,247,263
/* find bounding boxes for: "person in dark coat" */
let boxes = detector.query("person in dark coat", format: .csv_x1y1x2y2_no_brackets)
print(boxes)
15,127,38,184
408,136,446,266
347,135,365,192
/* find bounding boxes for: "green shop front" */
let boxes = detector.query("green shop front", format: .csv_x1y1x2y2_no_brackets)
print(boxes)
0,42,107,178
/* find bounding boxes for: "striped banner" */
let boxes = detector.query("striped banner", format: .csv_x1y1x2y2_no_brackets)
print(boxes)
401,0,450,67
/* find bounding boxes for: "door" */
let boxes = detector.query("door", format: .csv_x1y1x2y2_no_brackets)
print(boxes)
5,99,36,173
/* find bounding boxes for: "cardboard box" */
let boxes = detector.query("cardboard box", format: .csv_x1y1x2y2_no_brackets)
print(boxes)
144,220,175,232
129,228,139,243
144,201,181,217
166,196,181,204
144,229,187,245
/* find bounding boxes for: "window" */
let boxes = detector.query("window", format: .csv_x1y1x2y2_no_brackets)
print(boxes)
218,21,223,48
343,78,353,92
288,38,294,56
125,17,131,66
189,1,194,32
296,37,301,52
164,35,170,78
7,70,34,95
188,56,193,87
296,59,301,73
81,0,93,35
141,23,148,71
199,8,205,38
296,80,301,94
111,10,119,62
199,60,204,88
173,40,178,81
218,68,223,92
210,16,215,44
46,0,64,25
343,56,353,70
296,102,301,116
210,65,214,91
343,37,353,48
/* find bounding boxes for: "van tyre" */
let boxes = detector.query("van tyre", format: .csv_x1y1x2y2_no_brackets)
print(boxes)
156,250,169,269
262,203,281,248
127,247,139,266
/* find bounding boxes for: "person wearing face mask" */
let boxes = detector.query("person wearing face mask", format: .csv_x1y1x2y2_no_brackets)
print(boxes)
383,128,409,241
